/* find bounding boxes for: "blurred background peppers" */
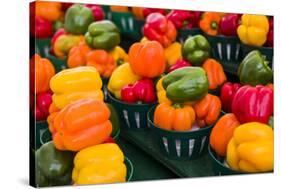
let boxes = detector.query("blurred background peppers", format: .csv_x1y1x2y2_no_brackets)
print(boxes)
219,14,240,36
32,16,53,38
220,82,241,113
167,10,201,29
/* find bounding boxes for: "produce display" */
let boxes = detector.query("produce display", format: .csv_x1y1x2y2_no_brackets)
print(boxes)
30,1,274,187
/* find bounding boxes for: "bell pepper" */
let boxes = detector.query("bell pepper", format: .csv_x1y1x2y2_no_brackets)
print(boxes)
52,99,112,151
168,59,192,73
182,35,211,66
232,85,273,124
154,102,196,131
85,20,120,50
220,82,242,113
32,16,53,38
67,42,92,68
35,91,53,121
202,59,227,90
167,10,201,29
219,14,240,36
210,113,240,156
64,4,94,35
53,34,84,59
121,79,157,103
85,4,105,21
143,8,166,18
86,50,116,78
51,28,67,47
107,103,120,137
35,141,74,187
199,12,222,36
35,1,62,22
108,63,141,99
129,40,166,78
61,2,73,11
156,77,171,104
237,14,269,47
72,143,126,185
226,122,273,172
162,67,209,103
50,66,103,109
32,54,55,94
266,17,273,47
110,5,129,12
238,50,273,86
164,42,182,67
109,46,129,65
131,7,145,20
143,13,177,47
194,94,222,127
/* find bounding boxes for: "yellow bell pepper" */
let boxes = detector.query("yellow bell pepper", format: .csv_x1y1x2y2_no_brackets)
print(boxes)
237,14,269,47
164,42,182,67
109,46,129,65
50,66,104,109
156,77,171,104
108,63,141,99
72,143,127,185
226,122,273,173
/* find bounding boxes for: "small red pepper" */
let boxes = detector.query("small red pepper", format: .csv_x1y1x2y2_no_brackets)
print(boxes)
231,85,273,124
32,16,53,38
166,10,201,29
35,91,53,121
219,14,240,36
143,8,166,18
168,59,192,72
85,4,105,21
266,17,273,47
121,79,157,103
220,82,241,113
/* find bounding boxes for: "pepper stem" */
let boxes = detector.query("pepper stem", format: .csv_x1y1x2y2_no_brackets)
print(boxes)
172,103,183,109
211,21,218,30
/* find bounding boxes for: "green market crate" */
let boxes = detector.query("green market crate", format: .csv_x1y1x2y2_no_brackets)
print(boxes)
177,28,202,44
35,38,51,58
47,54,68,73
35,121,52,150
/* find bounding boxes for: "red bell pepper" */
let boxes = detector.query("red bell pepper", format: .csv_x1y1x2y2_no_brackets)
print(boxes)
219,14,240,36
85,4,105,21
143,12,177,47
35,91,53,121
220,82,241,113
143,8,166,18
166,10,201,29
168,59,192,72
266,17,273,47
32,16,53,38
231,85,273,124
121,79,157,103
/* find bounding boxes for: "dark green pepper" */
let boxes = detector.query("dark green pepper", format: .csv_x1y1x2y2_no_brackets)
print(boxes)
64,4,94,35
163,67,209,102
182,34,211,66
35,141,74,187
238,50,273,86
107,103,120,137
85,20,120,50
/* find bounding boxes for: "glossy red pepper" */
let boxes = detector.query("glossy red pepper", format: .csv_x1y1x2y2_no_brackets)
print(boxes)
143,8,166,18
231,85,273,124
219,14,240,36
143,13,177,47
121,79,157,103
35,91,53,121
85,4,105,21
168,59,192,73
266,17,273,47
32,16,53,38
220,82,241,113
167,10,201,29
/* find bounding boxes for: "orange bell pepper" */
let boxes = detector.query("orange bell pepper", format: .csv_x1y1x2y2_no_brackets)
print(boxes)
67,42,92,68
202,58,227,90
110,6,129,12
131,7,145,20
199,12,222,36
35,1,62,22
52,98,112,151
194,94,222,127
86,50,117,78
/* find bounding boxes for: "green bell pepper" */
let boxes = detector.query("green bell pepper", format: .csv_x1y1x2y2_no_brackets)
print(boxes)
64,4,93,35
238,50,273,86
35,141,74,187
162,67,209,103
85,20,120,50
182,35,211,66
107,103,120,137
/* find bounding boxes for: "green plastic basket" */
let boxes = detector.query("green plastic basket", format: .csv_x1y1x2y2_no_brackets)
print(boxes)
241,44,273,69
102,78,110,102
177,28,202,44
209,87,221,97
107,91,156,130
125,157,134,181
47,54,68,73
148,106,214,160
35,121,52,150
102,5,112,20
35,38,51,58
